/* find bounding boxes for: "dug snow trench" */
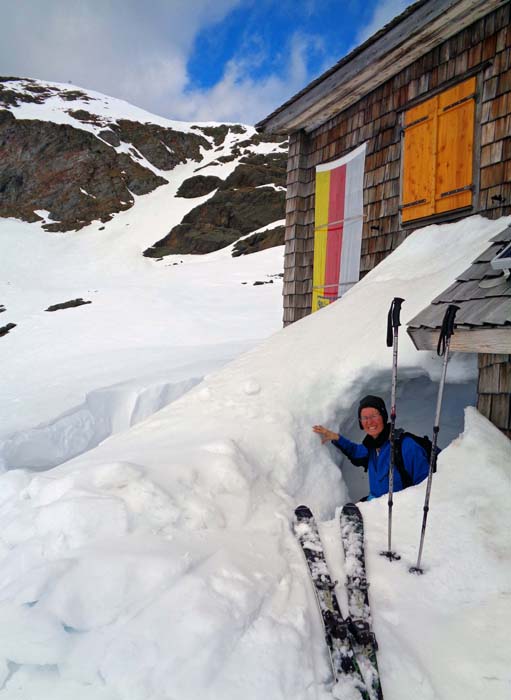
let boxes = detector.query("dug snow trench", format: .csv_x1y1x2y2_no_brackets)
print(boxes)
0,215,510,700
0,341,260,472
0,375,201,471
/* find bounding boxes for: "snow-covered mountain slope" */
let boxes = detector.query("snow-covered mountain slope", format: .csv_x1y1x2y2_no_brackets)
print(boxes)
0,212,509,700
0,77,288,469
0,203,284,465
0,77,287,251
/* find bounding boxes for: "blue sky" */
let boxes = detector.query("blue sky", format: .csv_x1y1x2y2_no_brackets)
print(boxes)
0,0,410,124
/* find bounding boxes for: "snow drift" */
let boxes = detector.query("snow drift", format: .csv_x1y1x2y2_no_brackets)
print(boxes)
0,215,510,699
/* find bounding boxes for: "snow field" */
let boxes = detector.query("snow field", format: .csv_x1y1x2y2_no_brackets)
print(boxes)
1,209,510,697
1,78,511,700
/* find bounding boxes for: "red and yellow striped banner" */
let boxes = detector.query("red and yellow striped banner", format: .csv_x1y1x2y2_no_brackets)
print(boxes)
312,144,366,312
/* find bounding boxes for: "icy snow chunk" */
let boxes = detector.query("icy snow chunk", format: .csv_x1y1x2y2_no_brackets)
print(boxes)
0,602,68,665
0,470,31,507
243,378,261,395
198,386,211,400
43,545,188,630
35,496,128,552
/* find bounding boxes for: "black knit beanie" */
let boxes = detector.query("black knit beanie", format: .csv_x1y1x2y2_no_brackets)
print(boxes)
358,395,388,429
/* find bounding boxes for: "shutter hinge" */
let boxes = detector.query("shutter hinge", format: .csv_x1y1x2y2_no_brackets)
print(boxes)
439,184,473,198
442,93,476,111
400,198,428,210
403,115,429,130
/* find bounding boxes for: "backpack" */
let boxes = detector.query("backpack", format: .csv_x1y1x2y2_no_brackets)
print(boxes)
393,429,440,489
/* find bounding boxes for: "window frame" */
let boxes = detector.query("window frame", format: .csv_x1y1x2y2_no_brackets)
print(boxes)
398,70,483,229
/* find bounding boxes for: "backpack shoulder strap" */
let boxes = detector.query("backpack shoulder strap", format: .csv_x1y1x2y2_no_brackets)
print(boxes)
393,429,413,489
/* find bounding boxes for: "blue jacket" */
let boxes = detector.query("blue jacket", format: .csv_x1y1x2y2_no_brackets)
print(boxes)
332,432,430,498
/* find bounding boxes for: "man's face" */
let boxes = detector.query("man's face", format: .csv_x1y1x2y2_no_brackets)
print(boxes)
360,407,384,438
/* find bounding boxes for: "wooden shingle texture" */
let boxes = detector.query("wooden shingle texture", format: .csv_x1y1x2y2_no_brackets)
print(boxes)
408,225,511,331
408,224,511,438
276,3,511,325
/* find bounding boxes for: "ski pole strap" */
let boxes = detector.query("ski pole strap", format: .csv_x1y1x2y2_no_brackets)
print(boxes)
386,297,405,347
437,304,460,356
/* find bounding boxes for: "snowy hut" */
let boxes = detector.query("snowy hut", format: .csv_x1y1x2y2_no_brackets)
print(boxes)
256,0,511,436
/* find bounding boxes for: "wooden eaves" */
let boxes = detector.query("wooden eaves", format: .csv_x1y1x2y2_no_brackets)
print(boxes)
407,225,511,354
256,0,507,135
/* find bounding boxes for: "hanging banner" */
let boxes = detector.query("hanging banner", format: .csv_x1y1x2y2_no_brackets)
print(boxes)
312,143,366,312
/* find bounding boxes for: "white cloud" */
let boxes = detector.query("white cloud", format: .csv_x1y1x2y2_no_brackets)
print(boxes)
171,32,325,124
0,0,240,116
0,1,347,125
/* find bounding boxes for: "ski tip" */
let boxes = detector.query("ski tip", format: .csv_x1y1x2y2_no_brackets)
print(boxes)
341,502,361,515
295,504,313,519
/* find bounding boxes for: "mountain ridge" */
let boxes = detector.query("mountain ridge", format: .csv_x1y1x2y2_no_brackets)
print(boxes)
0,77,287,255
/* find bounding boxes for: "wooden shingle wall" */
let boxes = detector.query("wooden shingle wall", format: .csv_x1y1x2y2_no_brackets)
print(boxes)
477,353,511,437
283,3,511,325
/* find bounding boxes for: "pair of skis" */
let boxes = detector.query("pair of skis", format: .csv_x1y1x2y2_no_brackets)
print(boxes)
293,504,383,700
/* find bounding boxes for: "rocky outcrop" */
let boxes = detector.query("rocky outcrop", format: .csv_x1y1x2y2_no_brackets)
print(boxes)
45,299,92,311
144,151,287,256
0,109,168,231
144,187,285,256
191,124,247,146
0,323,16,337
0,78,90,108
114,120,210,170
222,152,286,189
0,77,288,255
232,226,285,256
176,175,222,198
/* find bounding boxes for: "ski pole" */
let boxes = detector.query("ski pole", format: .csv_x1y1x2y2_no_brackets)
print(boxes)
410,304,459,575
380,296,404,562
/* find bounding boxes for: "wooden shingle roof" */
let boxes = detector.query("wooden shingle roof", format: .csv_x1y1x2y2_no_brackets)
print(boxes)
256,0,506,134
407,225,511,353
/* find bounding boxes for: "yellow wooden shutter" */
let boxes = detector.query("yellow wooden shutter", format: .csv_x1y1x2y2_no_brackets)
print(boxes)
402,77,475,222
402,97,436,223
436,77,475,214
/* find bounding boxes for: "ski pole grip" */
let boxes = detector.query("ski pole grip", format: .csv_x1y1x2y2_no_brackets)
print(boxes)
386,297,405,347
437,304,460,356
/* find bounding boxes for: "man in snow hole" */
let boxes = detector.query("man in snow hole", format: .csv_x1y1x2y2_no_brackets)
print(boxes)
313,395,430,500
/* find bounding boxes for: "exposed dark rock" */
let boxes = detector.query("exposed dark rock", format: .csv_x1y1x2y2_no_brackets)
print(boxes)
67,109,106,126
176,175,222,198
98,129,121,147
61,90,91,102
0,110,167,230
24,84,53,95
0,85,42,107
147,223,241,255
144,187,285,256
0,305,5,313
193,157,232,173
115,120,210,170
191,124,246,146
220,154,287,189
217,154,238,163
232,225,285,256
236,132,287,148
46,298,92,312
0,78,289,248
0,80,90,109
0,323,16,337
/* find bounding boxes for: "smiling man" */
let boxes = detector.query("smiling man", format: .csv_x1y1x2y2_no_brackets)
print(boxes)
313,395,430,501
